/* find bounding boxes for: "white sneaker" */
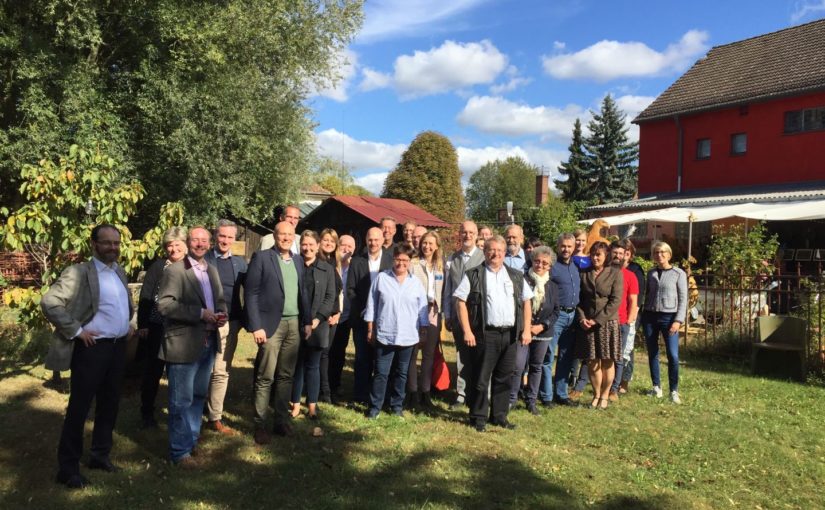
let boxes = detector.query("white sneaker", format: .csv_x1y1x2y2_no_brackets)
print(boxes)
647,386,663,398
670,391,681,404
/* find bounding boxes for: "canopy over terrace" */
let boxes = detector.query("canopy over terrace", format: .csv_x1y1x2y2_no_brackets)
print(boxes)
580,199,825,259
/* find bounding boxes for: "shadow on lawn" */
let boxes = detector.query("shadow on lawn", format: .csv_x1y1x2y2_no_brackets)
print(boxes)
3,357,680,509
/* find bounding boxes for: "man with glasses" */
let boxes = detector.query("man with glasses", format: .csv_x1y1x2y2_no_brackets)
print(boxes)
43,224,134,489
454,236,533,432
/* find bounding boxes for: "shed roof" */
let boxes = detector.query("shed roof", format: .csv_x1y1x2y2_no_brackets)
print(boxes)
635,19,825,123
312,196,451,228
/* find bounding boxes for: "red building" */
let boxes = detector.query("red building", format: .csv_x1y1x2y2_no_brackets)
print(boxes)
636,19,825,197
587,20,825,265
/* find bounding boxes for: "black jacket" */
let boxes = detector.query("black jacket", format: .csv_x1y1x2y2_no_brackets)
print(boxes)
524,273,560,339
301,259,337,348
346,252,392,325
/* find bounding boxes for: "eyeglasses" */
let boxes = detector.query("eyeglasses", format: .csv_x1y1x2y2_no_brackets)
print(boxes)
393,258,411,263
533,260,551,266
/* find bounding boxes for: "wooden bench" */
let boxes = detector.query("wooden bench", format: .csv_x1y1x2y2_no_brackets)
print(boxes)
751,316,807,381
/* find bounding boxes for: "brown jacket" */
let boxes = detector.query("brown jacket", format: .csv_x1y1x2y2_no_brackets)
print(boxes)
576,266,623,327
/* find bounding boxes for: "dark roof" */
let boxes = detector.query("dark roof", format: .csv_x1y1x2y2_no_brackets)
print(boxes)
635,19,825,123
312,196,450,228
586,180,825,212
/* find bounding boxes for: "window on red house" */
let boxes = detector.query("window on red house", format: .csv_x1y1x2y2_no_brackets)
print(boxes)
696,138,711,159
731,133,747,155
784,106,825,133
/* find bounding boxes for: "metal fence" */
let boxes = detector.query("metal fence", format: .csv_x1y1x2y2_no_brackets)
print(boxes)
686,269,824,369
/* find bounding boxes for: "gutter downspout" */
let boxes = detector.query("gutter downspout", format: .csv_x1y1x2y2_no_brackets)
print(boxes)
676,115,683,193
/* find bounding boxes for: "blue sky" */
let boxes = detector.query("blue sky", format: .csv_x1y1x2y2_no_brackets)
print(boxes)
310,0,825,194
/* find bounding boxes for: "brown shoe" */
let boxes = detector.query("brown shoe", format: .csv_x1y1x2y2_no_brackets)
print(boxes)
253,428,272,445
207,420,239,436
608,391,619,402
618,381,629,394
273,423,294,437
175,455,201,470
568,390,583,400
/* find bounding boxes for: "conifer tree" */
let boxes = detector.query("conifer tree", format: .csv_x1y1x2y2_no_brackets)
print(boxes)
582,95,639,203
554,118,591,201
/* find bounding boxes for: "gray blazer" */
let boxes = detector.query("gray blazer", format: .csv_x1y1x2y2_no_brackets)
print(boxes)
643,267,688,324
157,258,227,363
443,248,484,326
41,260,134,371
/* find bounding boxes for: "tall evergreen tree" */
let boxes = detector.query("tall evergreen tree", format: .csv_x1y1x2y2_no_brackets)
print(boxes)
582,95,639,203
554,118,591,201
381,131,464,224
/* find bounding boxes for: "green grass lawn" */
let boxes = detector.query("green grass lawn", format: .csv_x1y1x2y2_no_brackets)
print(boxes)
1,332,823,509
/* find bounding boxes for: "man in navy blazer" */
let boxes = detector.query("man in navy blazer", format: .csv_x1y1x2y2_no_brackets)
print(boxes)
245,221,309,444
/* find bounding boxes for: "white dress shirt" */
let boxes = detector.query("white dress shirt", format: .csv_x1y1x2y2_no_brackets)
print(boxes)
453,265,533,327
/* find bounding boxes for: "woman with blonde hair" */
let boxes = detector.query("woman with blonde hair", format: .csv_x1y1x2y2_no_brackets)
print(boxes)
407,230,445,409
642,241,687,404
317,228,343,403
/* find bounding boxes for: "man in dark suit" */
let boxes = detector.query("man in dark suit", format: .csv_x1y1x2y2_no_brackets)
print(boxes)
41,224,134,489
204,219,247,435
245,221,309,444
157,226,227,467
346,227,392,403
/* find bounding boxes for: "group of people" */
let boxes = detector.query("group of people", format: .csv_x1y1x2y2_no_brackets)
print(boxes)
40,210,687,489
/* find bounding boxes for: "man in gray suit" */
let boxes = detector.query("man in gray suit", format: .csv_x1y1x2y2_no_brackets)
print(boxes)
42,224,134,489
157,226,227,468
443,220,484,408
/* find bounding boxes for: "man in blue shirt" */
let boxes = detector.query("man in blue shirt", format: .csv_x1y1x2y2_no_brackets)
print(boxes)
540,232,580,407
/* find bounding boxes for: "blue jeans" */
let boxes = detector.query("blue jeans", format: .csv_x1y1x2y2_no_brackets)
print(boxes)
610,324,631,393
369,343,414,415
545,310,577,401
291,343,324,404
352,320,374,403
643,312,680,392
166,335,216,462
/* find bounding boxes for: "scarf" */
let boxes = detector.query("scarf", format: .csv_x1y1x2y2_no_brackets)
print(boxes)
528,268,550,312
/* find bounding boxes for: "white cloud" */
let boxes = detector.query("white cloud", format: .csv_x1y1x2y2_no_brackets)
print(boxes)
791,1,825,22
457,95,583,139
358,0,490,43
489,65,532,94
354,172,390,195
358,67,392,92
542,30,710,81
457,145,566,176
553,41,566,51
312,49,358,102
392,40,508,98
614,94,656,119
315,129,406,170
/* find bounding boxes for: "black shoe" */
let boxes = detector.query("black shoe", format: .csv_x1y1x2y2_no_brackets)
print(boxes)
490,419,517,430
420,392,434,408
470,420,486,432
365,409,380,420
527,404,540,416
56,472,91,489
392,408,405,418
540,400,556,408
88,458,121,473
273,423,294,437
554,397,579,407
448,399,465,411
318,393,332,404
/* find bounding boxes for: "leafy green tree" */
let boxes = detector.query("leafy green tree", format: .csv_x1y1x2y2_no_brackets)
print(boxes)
707,222,779,290
312,157,372,196
522,195,586,245
581,95,639,203
0,144,184,327
465,156,537,223
554,118,591,201
381,131,464,225
0,1,363,225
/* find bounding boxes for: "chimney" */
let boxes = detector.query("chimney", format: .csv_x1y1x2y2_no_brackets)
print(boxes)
535,174,549,206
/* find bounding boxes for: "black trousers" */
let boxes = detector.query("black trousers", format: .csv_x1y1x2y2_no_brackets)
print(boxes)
327,319,352,392
318,323,337,399
469,327,517,424
58,338,126,477
140,323,165,417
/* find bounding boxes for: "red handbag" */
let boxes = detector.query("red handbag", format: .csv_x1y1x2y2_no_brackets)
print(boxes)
432,341,451,392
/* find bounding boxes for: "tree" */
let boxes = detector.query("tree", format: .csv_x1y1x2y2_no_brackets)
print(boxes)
0,144,184,327
522,194,586,245
465,156,537,223
707,222,779,290
554,119,591,202
581,95,639,203
312,157,372,196
381,131,464,225
0,1,364,225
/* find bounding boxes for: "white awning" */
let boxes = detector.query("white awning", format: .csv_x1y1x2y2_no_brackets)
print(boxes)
581,200,825,225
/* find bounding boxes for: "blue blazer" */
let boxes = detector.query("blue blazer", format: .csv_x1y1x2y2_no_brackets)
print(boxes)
244,249,309,337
